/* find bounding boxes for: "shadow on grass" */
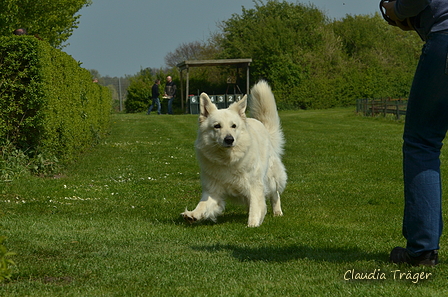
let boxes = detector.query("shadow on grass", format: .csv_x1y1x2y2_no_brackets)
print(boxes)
191,243,388,264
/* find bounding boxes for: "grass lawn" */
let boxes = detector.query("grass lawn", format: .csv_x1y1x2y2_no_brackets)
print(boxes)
1,108,447,296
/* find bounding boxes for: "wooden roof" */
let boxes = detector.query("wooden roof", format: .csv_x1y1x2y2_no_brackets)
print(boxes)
177,59,252,71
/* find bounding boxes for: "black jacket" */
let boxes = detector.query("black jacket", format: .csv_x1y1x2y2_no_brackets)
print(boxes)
152,83,160,99
165,81,176,97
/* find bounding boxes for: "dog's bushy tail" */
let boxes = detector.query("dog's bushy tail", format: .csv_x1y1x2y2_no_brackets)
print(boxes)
249,80,285,154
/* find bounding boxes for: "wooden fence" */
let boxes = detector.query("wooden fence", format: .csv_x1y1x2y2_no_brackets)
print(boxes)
356,98,408,119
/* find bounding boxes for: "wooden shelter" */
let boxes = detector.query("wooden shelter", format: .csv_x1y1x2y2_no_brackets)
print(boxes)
176,59,252,112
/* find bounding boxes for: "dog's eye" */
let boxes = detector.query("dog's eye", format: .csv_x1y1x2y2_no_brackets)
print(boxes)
231,124,237,128
214,124,221,129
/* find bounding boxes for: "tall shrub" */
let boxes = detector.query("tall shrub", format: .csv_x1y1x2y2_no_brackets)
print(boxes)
0,36,112,172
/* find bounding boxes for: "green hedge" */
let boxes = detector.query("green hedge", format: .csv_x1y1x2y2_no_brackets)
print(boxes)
0,36,112,169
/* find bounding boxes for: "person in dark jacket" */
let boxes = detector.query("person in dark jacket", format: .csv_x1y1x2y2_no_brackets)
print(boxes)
164,76,176,115
382,0,448,266
147,79,161,115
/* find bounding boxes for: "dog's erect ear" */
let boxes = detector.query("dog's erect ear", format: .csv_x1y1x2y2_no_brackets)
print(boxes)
199,93,217,122
230,95,247,119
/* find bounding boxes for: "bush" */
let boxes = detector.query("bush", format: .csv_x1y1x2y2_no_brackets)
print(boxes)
0,140,30,181
125,78,151,113
0,36,112,176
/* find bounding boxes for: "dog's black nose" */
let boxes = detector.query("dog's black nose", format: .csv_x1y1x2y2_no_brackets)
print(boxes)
224,135,234,145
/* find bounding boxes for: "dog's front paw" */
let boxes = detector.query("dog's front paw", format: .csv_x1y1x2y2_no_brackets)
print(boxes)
273,210,283,217
181,210,198,224
247,218,262,228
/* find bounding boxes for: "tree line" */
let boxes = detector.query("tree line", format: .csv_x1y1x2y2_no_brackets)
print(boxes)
124,0,422,112
1,0,420,112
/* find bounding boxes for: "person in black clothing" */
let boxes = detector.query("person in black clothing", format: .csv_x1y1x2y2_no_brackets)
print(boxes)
164,76,176,115
147,79,161,115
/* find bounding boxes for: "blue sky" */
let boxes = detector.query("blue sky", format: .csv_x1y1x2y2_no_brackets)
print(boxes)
63,0,381,77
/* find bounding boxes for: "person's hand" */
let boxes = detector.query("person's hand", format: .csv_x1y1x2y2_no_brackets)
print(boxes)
381,0,413,31
382,1,399,20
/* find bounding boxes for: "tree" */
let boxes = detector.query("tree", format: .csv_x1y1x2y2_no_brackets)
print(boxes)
332,13,422,98
216,0,421,108
125,68,154,113
217,0,333,108
165,41,206,68
0,0,91,48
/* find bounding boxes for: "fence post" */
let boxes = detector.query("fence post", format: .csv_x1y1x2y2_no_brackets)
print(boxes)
363,99,368,116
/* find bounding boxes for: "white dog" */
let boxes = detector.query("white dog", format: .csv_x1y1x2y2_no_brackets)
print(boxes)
182,80,287,227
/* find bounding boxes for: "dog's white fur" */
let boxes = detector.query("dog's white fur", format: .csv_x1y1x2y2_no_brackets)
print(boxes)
181,80,287,227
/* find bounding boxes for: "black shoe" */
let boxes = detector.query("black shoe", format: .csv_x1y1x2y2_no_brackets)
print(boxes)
390,247,439,266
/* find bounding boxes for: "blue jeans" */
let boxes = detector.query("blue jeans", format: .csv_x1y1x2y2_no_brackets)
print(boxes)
402,32,448,255
167,96,174,114
147,98,161,115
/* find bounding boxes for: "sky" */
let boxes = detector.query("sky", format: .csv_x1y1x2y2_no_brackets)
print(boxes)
63,0,381,78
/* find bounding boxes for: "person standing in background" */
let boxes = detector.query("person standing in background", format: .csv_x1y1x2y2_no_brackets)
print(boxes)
164,76,176,115
147,79,161,115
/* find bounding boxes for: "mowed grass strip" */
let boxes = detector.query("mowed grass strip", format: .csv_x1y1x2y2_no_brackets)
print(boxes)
1,109,447,296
